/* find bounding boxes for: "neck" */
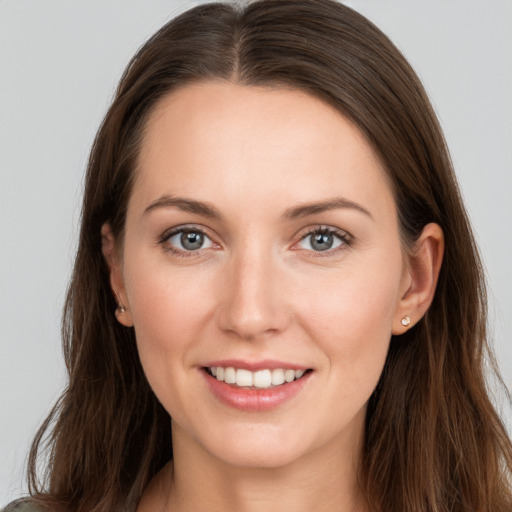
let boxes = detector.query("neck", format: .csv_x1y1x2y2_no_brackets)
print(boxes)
139,422,367,512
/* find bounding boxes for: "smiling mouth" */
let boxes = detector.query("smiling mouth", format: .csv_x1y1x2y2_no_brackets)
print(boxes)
205,367,311,389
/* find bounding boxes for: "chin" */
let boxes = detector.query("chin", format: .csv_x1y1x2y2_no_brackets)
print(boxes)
213,442,306,470
196,423,324,470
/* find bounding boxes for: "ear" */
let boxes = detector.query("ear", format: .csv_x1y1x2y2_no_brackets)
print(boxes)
101,223,134,327
392,223,444,334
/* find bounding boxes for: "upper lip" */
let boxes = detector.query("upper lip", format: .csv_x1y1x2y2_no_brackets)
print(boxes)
202,359,310,371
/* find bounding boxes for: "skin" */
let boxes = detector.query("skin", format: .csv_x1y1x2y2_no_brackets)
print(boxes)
102,81,444,512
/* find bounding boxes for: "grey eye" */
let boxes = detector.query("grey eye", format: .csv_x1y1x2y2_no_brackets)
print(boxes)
168,229,213,251
181,231,204,250
298,231,344,252
311,232,333,251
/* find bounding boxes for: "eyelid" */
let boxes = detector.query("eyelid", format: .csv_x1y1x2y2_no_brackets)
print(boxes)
291,225,353,255
157,223,352,257
158,224,221,255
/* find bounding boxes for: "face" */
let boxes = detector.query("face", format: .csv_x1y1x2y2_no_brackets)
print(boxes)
111,82,412,470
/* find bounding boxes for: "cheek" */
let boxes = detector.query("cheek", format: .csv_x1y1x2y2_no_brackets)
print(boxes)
294,256,403,390
122,251,216,391
297,260,402,336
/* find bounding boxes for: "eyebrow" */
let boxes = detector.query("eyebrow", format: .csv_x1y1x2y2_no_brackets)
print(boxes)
283,197,373,220
143,195,223,219
143,195,372,221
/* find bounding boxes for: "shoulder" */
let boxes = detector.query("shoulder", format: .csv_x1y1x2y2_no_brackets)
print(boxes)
2,499,48,512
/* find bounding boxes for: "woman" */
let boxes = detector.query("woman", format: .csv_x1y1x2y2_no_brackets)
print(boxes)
5,0,511,511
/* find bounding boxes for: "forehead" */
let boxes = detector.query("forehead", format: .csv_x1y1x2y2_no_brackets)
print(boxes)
131,81,396,222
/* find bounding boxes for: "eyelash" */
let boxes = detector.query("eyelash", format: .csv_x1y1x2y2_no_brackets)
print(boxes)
295,225,352,257
158,225,352,258
158,225,214,258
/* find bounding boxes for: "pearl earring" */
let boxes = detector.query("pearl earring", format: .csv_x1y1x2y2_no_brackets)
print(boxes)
401,315,411,327
114,291,126,314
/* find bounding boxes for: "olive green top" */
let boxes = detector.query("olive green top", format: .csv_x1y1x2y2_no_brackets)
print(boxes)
2,501,46,512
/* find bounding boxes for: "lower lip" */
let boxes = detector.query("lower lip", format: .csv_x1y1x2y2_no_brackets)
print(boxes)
203,370,311,412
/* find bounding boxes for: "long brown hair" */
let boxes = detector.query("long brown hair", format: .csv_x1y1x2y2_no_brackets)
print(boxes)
23,1,511,511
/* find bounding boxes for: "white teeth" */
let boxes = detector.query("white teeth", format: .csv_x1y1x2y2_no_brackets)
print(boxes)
209,366,307,388
224,367,236,384
236,368,254,387
253,369,272,388
271,368,285,385
284,369,295,383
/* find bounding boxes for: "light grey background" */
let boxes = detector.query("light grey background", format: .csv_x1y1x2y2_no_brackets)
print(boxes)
1,0,511,505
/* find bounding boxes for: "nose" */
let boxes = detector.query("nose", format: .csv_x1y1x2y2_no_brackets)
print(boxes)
217,245,291,341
